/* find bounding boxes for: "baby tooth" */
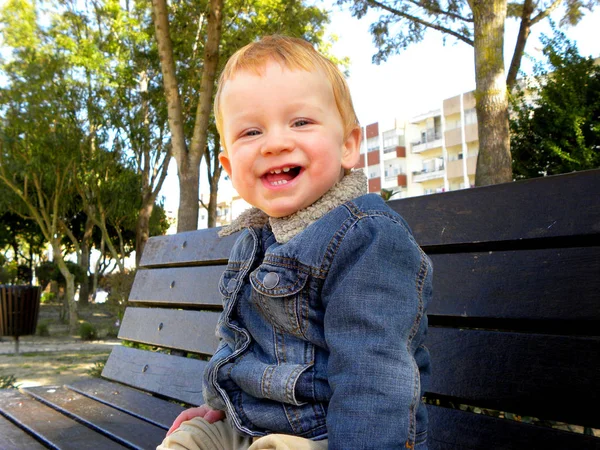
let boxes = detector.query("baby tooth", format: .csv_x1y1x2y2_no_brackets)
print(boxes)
283,167,290,172
274,169,281,174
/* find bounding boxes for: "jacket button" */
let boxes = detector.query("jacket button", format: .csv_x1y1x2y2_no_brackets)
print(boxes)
226,278,237,293
263,272,279,289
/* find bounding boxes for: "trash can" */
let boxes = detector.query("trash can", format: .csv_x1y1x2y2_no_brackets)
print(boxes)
0,285,41,353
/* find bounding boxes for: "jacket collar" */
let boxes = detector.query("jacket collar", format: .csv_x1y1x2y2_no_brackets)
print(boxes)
218,170,368,243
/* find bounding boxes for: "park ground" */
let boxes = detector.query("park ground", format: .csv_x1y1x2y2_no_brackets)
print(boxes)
0,302,121,388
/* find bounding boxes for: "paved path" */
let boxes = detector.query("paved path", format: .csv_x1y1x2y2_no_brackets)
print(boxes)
0,335,121,354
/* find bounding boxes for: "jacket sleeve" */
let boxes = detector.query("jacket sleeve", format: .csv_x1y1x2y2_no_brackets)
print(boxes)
322,214,432,449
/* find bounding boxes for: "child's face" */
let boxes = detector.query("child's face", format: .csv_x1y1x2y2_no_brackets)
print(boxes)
218,60,360,218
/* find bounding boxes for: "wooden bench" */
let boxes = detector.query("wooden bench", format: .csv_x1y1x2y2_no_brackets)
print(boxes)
1,169,599,449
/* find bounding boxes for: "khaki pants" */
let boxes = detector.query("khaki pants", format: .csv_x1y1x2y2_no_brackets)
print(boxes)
157,417,328,450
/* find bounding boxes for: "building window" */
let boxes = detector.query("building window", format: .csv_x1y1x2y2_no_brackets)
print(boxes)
383,129,401,150
464,108,477,125
367,136,379,152
368,167,379,179
422,157,444,173
384,163,403,178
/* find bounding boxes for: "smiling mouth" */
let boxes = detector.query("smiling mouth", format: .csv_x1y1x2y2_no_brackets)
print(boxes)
262,166,302,186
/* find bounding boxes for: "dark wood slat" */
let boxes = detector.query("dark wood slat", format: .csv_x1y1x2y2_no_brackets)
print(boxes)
129,266,223,307
25,386,165,449
429,246,600,321
0,389,126,449
427,328,600,429
139,228,238,268
428,405,600,450
0,413,47,450
67,378,185,430
102,346,206,406
390,169,600,247
119,308,219,354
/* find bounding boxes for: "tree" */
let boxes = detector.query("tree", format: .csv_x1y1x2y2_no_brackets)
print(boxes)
338,0,598,186
151,0,332,231
510,29,600,179
99,0,172,264
0,16,83,332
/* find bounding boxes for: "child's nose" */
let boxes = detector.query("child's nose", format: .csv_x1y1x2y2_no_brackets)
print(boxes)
261,129,293,156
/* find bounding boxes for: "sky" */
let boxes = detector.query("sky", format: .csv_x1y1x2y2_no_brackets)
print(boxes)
160,1,600,214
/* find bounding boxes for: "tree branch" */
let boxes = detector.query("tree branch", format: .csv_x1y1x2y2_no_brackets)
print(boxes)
366,0,474,45
531,0,562,25
406,0,473,22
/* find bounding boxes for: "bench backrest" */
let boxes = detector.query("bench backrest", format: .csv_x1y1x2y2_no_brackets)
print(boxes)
103,169,600,449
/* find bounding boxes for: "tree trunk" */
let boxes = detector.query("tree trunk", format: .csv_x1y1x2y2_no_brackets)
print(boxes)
52,240,78,335
506,0,534,89
78,216,94,306
207,181,219,228
136,197,153,266
177,161,201,231
470,0,513,186
206,134,223,228
152,0,224,232
151,0,191,230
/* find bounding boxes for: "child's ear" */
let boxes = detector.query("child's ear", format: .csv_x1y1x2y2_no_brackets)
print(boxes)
219,151,233,177
341,126,362,169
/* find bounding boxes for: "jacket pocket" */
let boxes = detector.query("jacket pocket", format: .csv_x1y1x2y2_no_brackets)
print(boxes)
250,264,309,338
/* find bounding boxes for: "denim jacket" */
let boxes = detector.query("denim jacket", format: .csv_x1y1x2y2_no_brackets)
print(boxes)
203,176,432,449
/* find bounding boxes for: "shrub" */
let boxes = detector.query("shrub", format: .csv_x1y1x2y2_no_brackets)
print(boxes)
0,375,19,389
105,326,120,339
99,270,136,320
35,261,86,290
87,359,107,378
40,292,56,304
79,322,98,341
36,320,51,337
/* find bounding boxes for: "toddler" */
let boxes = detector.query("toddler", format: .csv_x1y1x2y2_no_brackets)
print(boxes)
159,35,432,450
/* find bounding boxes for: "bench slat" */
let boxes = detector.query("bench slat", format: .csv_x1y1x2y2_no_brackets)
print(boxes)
132,246,600,322
102,346,206,406
140,228,238,268
428,405,600,450
391,169,600,247
129,266,223,307
67,378,185,430
119,308,219,354
0,414,47,450
0,389,127,449
429,246,600,321
428,327,600,428
25,385,165,449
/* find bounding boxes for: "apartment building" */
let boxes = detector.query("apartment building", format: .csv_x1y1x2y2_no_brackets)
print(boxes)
355,90,479,199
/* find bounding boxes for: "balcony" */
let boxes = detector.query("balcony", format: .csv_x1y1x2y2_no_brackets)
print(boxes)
412,166,445,183
383,145,406,159
411,131,442,153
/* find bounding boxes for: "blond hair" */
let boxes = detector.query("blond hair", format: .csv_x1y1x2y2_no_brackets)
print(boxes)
214,35,359,148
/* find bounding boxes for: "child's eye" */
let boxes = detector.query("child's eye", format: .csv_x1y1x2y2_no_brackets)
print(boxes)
244,129,261,137
293,119,311,127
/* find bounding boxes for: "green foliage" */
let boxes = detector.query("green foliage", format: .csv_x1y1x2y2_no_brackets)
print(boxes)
40,292,56,304
79,321,98,341
35,261,86,289
99,269,136,320
0,374,19,389
87,359,107,378
510,28,600,179
36,319,50,336
380,188,401,201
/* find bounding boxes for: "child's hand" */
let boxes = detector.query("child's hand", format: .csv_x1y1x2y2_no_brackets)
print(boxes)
166,404,226,436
